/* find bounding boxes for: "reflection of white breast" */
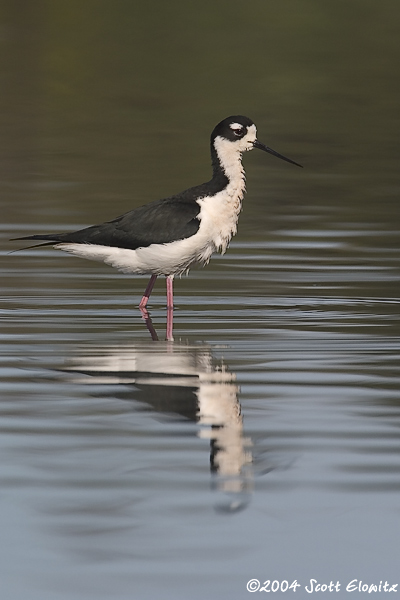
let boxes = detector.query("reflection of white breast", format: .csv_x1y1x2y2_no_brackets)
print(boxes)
197,383,253,485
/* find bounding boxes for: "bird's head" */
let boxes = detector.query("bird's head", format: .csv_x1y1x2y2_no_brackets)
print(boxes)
211,115,302,168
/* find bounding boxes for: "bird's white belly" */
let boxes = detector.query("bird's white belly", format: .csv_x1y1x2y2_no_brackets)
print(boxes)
56,187,244,277
56,235,213,276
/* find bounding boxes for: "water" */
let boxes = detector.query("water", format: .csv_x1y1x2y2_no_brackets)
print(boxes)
2,229,400,599
1,2,400,599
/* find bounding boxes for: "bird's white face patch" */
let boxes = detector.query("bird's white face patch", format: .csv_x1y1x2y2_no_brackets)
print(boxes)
243,124,257,149
228,122,257,146
230,122,245,131
225,123,257,152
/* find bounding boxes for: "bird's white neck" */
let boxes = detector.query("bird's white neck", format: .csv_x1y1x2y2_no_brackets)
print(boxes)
213,136,246,188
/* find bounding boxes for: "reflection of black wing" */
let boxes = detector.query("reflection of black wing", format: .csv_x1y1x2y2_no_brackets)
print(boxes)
14,195,201,250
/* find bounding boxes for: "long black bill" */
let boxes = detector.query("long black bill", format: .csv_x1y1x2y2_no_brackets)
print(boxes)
253,139,303,168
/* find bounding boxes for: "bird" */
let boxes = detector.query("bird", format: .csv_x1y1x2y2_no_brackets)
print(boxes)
13,115,302,334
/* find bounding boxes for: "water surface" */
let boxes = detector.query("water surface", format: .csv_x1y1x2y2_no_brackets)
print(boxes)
2,224,400,599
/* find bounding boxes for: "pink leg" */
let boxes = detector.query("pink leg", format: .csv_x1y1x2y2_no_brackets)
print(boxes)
166,275,174,309
139,274,157,309
166,276,174,341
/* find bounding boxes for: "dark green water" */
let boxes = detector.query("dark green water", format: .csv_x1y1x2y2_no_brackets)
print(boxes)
1,2,400,599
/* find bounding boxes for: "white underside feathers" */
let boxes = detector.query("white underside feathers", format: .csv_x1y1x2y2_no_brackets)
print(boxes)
56,235,214,277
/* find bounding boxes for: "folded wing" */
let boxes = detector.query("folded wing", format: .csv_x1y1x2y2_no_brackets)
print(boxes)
14,196,201,250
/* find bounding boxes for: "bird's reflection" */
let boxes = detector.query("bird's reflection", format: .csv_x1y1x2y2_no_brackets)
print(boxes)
65,335,254,512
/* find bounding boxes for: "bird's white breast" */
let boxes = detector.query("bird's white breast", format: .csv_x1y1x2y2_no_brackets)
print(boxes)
196,176,245,254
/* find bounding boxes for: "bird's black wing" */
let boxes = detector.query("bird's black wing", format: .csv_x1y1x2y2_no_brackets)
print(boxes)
13,195,201,250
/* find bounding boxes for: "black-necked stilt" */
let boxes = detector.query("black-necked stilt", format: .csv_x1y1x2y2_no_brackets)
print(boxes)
13,115,302,338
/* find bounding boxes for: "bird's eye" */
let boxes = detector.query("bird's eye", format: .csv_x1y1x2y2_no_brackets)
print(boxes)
233,127,245,137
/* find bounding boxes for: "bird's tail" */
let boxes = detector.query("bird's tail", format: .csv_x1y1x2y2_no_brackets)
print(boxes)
9,234,64,252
